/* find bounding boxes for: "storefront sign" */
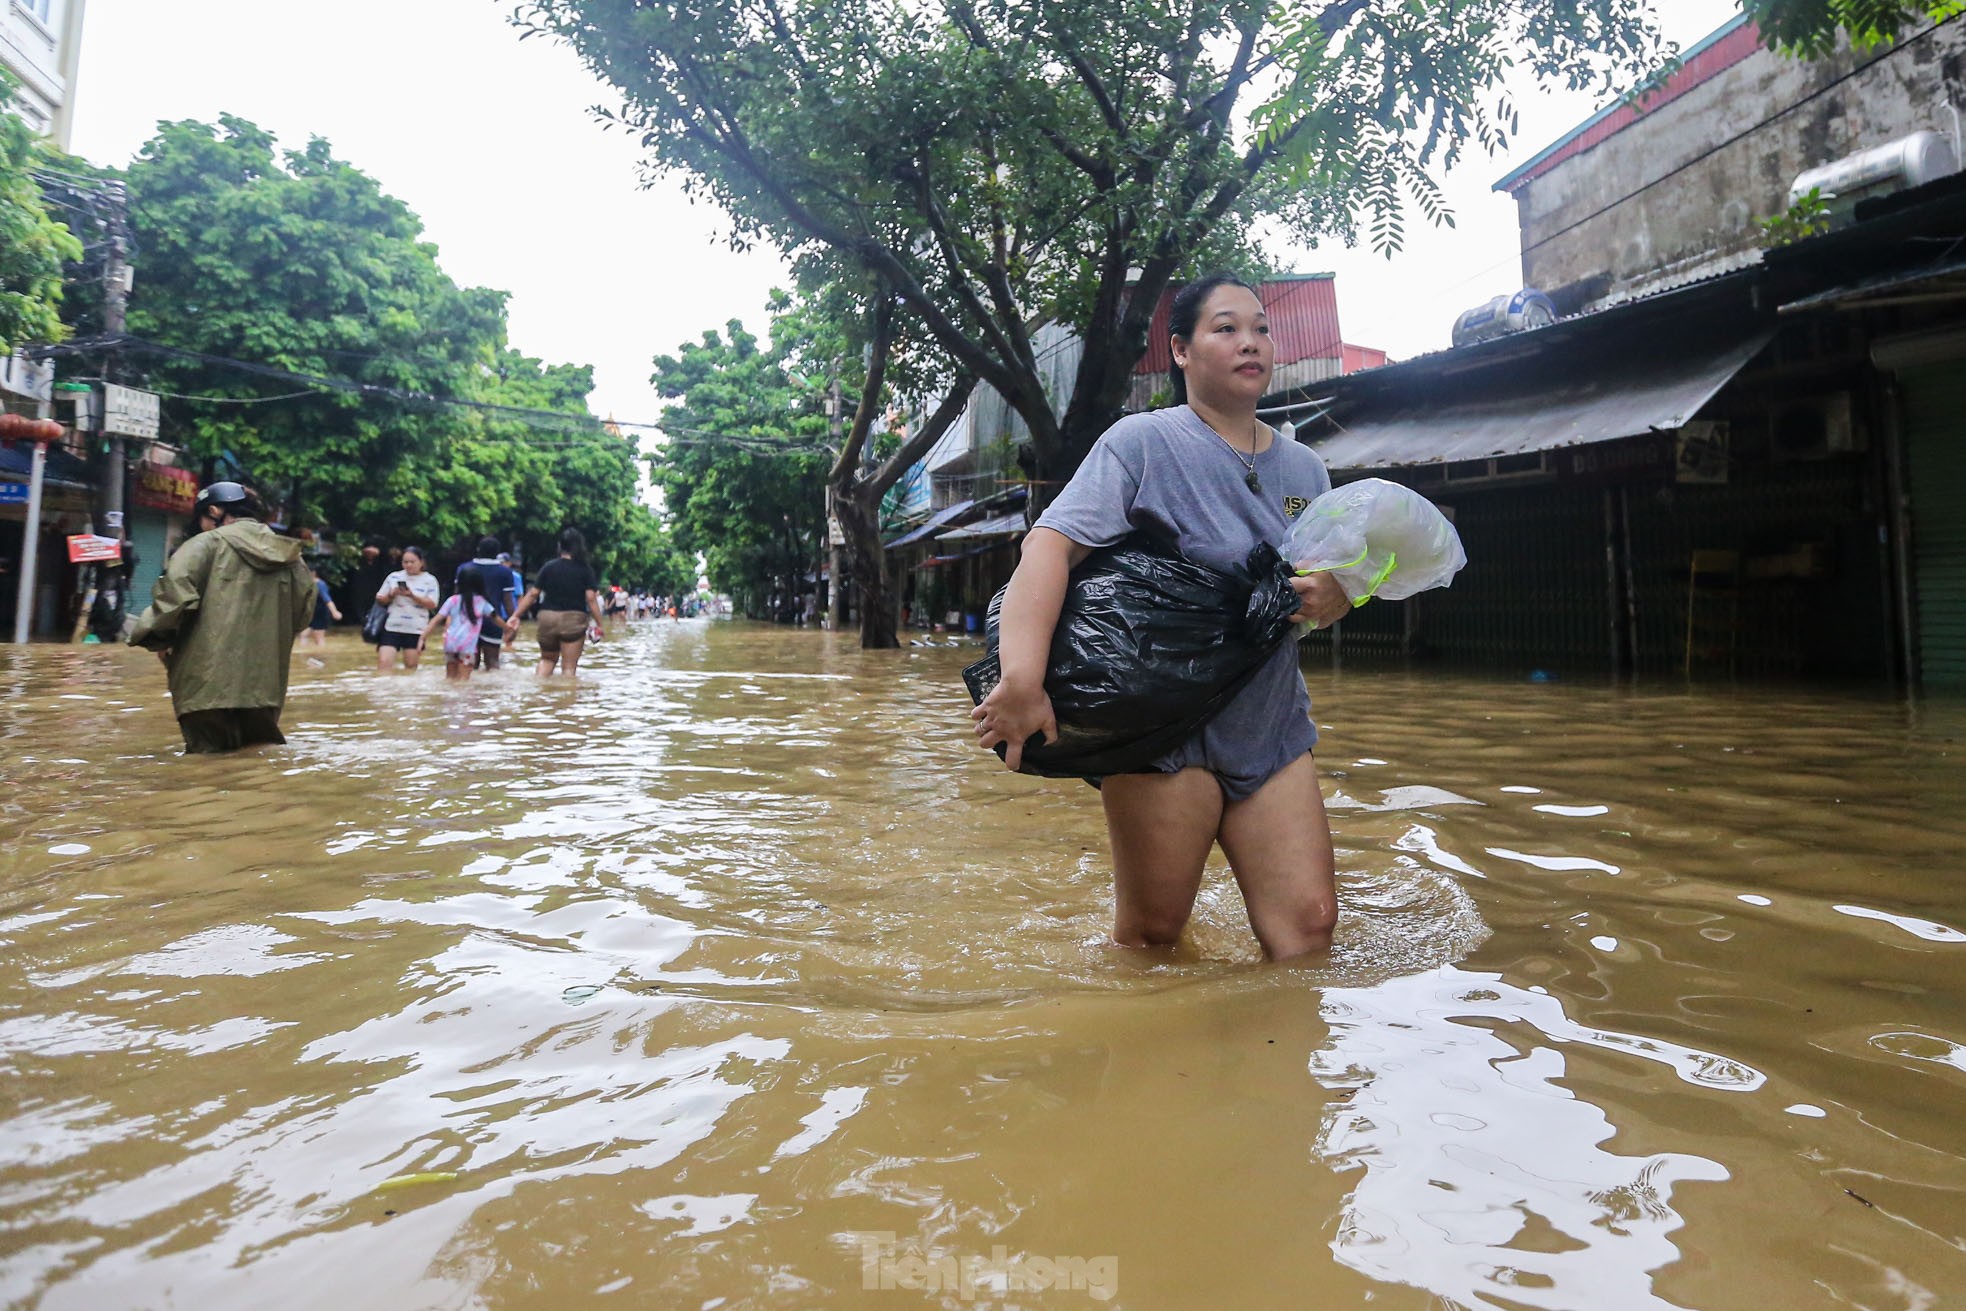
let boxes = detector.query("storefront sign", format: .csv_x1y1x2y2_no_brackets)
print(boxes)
131,460,198,514
0,480,26,505
103,384,160,439
1554,432,1675,486
67,534,123,564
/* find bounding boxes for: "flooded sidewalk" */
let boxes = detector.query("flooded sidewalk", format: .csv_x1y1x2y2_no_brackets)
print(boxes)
1,622,1962,1308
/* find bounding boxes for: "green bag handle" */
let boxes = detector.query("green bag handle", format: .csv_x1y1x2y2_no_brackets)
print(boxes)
1295,547,1396,606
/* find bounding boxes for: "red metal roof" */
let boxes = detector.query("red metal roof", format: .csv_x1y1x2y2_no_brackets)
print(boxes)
1342,343,1388,374
1133,275,1344,374
1495,17,1763,194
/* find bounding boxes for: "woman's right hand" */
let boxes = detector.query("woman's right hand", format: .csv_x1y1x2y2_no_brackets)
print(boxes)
972,676,1058,772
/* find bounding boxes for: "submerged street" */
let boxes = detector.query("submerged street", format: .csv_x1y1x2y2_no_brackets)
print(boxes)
2,621,1964,1308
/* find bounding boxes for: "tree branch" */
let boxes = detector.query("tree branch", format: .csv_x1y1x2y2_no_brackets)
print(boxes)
829,293,894,483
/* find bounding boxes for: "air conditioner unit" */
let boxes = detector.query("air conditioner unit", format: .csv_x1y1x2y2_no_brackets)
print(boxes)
1771,393,1859,461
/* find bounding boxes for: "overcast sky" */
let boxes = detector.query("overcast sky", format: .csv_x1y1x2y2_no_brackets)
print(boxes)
67,0,1739,424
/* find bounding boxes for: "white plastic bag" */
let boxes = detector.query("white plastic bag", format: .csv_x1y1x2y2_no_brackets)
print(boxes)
1281,478,1467,604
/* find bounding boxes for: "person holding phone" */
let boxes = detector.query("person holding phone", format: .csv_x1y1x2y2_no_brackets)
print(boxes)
374,545,440,672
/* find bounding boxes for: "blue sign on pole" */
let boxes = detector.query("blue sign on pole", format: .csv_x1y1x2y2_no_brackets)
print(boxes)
0,481,28,505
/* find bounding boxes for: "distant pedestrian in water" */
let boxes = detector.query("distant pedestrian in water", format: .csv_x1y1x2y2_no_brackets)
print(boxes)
456,536,518,671
506,527,605,676
375,545,440,672
302,562,340,648
127,481,315,753
422,567,508,681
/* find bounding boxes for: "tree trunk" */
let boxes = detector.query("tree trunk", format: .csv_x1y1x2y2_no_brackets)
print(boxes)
835,490,896,649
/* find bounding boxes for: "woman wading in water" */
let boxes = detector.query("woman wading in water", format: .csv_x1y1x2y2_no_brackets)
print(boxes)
972,274,1352,960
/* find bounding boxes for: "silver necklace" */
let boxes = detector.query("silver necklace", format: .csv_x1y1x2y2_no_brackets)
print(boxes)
1207,419,1265,494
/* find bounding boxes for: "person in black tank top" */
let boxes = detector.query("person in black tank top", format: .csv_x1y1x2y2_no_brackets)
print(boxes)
506,528,607,676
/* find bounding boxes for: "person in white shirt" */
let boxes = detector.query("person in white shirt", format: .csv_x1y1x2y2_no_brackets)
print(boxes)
375,545,441,672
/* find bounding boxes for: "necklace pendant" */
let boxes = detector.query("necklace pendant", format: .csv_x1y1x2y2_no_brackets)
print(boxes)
1245,469,1264,494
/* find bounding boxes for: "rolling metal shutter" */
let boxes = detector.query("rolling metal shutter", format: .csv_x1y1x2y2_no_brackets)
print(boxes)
1900,365,1966,688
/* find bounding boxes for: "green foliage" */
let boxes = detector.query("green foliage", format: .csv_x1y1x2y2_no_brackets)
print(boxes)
1758,187,1834,246
647,306,833,607
125,116,504,547
114,114,667,585
519,0,1906,486
0,72,82,353
1741,0,1964,57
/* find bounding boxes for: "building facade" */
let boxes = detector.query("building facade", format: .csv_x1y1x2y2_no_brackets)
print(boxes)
1498,14,1965,313
1,0,85,149
1282,17,1966,691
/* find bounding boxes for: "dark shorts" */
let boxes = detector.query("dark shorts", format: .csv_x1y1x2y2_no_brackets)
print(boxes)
309,612,332,631
179,707,286,754
376,629,421,650
536,610,589,655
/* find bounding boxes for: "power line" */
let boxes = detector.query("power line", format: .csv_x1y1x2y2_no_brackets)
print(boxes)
1510,18,1958,264
30,333,835,456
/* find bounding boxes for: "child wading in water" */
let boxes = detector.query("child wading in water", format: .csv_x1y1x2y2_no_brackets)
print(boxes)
423,570,509,681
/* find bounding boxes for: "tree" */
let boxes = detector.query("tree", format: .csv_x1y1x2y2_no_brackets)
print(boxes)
648,310,833,616
820,284,975,648
518,0,1934,499
110,114,666,585
0,72,82,353
122,116,509,546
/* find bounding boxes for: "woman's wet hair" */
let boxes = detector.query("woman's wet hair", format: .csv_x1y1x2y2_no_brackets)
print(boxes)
402,545,426,565
455,566,487,606
558,527,587,561
1167,272,1260,405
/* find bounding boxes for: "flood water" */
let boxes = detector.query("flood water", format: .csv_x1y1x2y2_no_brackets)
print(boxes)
1,620,1963,1310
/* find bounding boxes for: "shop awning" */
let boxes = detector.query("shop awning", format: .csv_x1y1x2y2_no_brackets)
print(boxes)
1779,254,1966,315
0,440,94,491
1308,329,1774,471
919,545,999,566
937,510,1027,543
884,499,975,550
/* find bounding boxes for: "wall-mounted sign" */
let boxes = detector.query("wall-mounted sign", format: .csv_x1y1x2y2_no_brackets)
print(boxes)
103,384,160,439
131,460,198,515
1675,421,1730,484
0,353,53,402
0,480,27,505
67,534,123,564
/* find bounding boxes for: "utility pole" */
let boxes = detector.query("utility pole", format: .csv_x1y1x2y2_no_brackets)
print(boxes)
88,189,134,643
100,230,129,533
826,378,845,629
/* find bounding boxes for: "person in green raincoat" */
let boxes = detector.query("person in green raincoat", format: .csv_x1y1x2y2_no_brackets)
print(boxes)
127,481,316,753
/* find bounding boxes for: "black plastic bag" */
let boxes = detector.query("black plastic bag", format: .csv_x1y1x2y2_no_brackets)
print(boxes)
360,601,389,645
962,535,1301,779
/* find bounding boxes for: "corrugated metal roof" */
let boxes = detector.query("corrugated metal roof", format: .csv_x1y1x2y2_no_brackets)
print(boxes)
937,510,1026,542
884,499,976,550
1134,276,1342,374
1494,15,1759,194
1308,329,1772,471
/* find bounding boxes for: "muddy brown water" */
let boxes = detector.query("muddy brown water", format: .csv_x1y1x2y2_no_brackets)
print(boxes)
1,621,1962,1309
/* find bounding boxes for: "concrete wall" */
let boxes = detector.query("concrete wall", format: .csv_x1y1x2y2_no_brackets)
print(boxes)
1512,22,1966,311
0,0,84,149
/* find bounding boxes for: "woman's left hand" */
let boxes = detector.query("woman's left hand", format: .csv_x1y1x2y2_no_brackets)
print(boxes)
1289,571,1352,629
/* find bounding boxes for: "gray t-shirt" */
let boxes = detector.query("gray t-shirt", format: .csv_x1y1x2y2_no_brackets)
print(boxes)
1033,405,1333,799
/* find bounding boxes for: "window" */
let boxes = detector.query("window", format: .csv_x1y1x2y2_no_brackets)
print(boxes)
18,0,54,23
